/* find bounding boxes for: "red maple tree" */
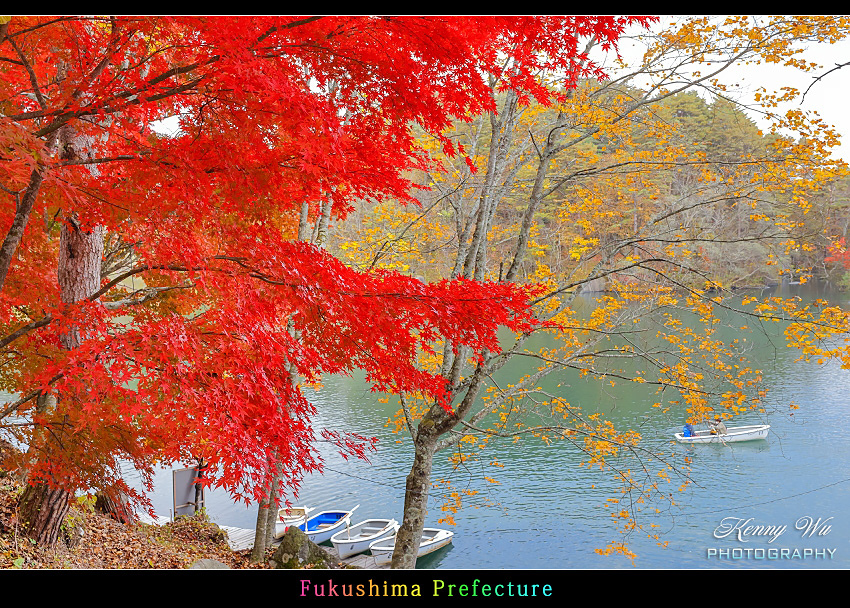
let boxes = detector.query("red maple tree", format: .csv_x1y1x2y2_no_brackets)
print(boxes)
0,15,651,548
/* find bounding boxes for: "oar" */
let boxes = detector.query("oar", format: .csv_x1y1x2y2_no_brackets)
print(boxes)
344,503,360,522
710,424,735,454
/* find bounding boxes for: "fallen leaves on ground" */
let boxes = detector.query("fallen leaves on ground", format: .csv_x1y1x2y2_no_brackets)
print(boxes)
0,476,273,569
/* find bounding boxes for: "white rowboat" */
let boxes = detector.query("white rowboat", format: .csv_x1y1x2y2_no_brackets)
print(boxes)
330,518,399,558
675,424,770,444
368,527,454,565
274,506,315,539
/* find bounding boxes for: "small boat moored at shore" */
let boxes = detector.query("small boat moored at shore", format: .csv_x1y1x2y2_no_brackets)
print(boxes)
297,505,360,544
368,527,453,565
274,506,314,539
330,518,399,558
675,424,770,444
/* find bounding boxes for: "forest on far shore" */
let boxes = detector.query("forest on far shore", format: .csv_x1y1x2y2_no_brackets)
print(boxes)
333,84,850,294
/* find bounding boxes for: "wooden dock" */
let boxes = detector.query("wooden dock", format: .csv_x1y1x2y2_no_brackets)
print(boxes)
139,514,387,568
137,512,171,526
136,512,388,568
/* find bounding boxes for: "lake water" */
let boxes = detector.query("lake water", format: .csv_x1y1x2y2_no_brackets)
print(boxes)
115,284,850,568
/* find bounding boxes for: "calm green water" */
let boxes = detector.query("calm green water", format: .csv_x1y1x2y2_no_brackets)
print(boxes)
126,283,850,568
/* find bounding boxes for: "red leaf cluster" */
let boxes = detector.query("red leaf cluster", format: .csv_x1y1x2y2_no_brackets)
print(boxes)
0,16,649,505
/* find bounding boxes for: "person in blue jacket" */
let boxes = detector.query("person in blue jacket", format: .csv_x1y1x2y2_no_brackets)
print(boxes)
683,422,696,437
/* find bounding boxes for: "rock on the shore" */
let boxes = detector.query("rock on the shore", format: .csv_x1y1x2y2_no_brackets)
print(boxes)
270,525,339,569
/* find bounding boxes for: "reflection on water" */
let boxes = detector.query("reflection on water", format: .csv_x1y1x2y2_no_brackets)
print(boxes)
15,285,850,568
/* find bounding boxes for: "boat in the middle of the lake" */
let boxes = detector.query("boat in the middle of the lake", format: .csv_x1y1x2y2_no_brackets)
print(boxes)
674,424,770,444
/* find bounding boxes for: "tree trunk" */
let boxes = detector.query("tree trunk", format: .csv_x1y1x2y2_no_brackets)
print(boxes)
15,391,57,486
391,432,436,569
252,499,274,561
95,488,136,524
17,481,72,547
392,362,488,568
58,222,104,343
19,176,104,545
251,200,315,562
250,459,283,562
193,458,206,514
